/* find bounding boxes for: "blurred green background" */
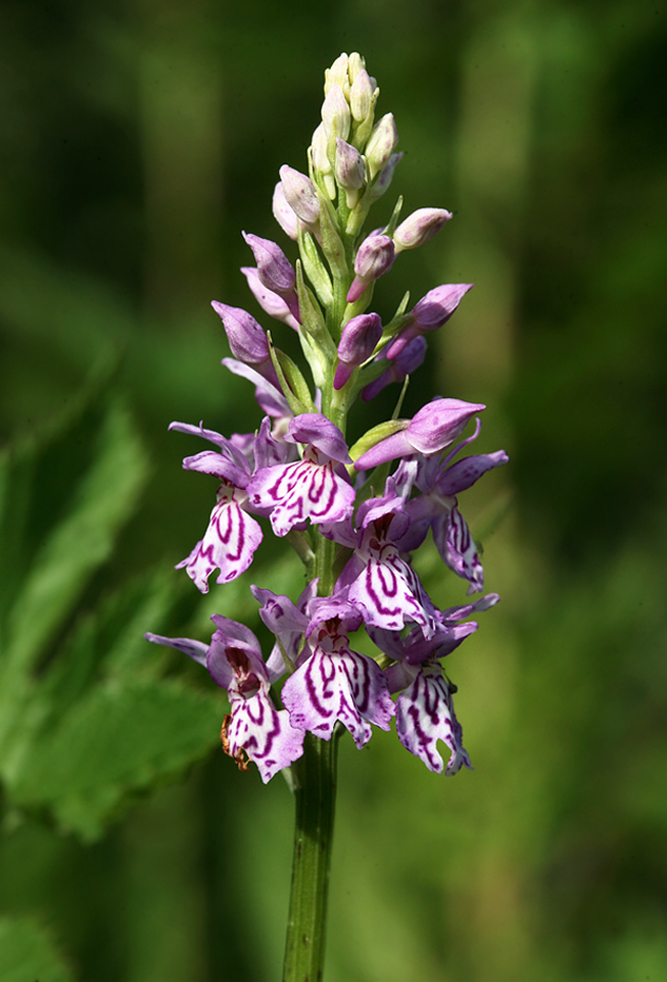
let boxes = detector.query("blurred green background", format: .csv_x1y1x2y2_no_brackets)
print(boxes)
1,0,666,980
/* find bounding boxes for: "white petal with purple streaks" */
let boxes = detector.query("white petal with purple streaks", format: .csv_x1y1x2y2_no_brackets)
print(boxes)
345,540,437,637
282,645,394,748
226,690,304,784
395,661,472,775
433,505,484,594
176,490,263,592
248,457,355,536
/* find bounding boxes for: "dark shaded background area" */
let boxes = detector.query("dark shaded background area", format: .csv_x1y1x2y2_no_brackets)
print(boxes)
1,0,667,980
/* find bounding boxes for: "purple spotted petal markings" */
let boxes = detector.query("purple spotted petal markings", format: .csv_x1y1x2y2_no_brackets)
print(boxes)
282,633,394,748
143,52,509,982
335,484,439,638
169,421,264,592
246,414,355,536
176,483,263,592
394,660,472,775
398,422,509,592
146,620,304,783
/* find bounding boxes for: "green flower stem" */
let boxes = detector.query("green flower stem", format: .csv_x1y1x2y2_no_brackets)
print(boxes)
282,731,340,982
283,521,343,982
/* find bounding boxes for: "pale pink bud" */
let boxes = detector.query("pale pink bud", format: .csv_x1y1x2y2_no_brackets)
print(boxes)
272,182,298,240
211,301,269,365
348,52,366,83
241,267,300,331
365,113,399,177
393,207,453,252
324,53,350,95
335,139,365,190
350,68,374,121
279,165,320,226
386,283,473,359
311,122,331,175
242,232,295,296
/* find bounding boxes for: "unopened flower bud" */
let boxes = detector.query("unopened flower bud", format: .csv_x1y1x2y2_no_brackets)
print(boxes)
211,301,269,365
370,152,402,201
354,398,485,470
350,68,374,122
334,312,383,389
279,165,320,226
324,53,349,96
347,233,395,303
386,283,473,359
242,232,295,296
393,208,453,252
311,122,331,175
273,182,298,240
412,283,473,329
348,52,366,83
365,113,399,178
321,84,351,143
361,336,427,401
335,139,365,190
241,267,300,331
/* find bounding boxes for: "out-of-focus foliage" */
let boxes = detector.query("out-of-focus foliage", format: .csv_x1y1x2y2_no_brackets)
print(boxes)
0,383,224,840
1,0,666,980
0,916,75,982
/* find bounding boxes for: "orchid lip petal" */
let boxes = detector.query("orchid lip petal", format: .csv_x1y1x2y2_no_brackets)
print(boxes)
248,458,355,537
226,691,305,783
282,646,394,748
176,497,263,593
395,662,472,775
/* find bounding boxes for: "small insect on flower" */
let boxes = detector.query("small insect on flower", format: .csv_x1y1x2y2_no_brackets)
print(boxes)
221,714,250,772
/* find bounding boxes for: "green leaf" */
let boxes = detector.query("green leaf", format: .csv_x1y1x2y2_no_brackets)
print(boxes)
2,399,148,676
9,677,224,841
0,916,75,982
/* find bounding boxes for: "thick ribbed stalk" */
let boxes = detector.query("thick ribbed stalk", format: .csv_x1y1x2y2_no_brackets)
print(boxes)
282,731,339,982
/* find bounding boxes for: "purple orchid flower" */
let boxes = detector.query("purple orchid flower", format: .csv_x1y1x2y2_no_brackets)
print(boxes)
396,421,509,592
169,422,265,593
246,414,355,536
385,284,473,360
368,592,499,667
252,587,394,748
145,618,305,783
334,481,439,638
361,336,427,402
354,397,484,471
394,659,472,775
367,597,497,774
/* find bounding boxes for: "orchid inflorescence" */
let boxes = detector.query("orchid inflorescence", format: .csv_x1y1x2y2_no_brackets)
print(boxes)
145,52,507,785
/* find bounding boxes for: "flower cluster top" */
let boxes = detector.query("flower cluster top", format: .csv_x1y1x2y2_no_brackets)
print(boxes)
146,53,508,783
